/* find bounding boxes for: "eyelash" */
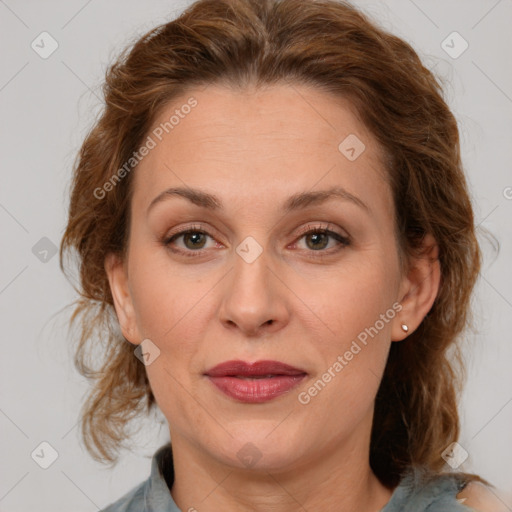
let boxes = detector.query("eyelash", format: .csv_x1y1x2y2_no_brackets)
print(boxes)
162,223,351,259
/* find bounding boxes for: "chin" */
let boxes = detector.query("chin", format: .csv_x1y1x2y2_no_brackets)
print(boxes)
211,424,306,472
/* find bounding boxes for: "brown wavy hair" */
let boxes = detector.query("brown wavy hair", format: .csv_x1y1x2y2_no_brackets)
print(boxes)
60,0,484,487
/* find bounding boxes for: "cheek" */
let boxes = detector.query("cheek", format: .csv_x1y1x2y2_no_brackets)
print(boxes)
128,256,207,422
296,269,396,433
299,252,399,348
126,247,215,409
127,248,206,342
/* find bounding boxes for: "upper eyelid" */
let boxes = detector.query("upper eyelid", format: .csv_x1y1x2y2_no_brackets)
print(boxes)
295,222,348,238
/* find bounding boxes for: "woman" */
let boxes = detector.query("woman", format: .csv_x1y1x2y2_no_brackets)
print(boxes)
59,0,505,510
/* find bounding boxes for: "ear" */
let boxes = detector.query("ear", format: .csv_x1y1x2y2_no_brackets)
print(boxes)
391,233,441,342
104,252,141,344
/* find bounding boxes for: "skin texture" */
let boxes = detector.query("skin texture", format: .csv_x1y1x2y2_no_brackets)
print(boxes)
105,83,442,512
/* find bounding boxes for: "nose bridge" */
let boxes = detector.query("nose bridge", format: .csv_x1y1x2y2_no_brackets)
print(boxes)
219,235,287,334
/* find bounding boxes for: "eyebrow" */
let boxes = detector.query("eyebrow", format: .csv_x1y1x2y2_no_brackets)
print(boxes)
147,185,370,215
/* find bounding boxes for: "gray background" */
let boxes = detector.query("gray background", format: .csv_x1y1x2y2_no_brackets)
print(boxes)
1,0,511,510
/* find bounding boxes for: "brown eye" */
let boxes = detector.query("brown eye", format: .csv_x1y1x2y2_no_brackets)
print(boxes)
304,231,330,250
292,224,351,259
180,231,208,250
163,225,218,258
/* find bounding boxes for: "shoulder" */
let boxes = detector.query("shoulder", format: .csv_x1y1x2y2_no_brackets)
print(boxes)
99,443,175,512
384,467,508,512
100,480,148,512
457,481,509,512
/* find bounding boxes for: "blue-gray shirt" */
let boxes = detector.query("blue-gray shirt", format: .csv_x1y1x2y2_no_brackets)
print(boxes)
101,443,476,511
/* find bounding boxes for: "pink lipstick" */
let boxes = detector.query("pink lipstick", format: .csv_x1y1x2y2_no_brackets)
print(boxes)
204,360,307,403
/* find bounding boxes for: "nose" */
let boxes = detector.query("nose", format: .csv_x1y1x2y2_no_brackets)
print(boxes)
218,246,290,337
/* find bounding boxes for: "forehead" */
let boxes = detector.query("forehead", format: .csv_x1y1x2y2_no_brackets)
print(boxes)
131,83,392,220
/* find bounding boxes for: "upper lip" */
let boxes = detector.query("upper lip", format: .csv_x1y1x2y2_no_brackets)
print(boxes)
205,360,307,377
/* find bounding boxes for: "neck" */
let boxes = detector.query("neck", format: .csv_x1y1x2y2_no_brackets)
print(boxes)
169,420,394,512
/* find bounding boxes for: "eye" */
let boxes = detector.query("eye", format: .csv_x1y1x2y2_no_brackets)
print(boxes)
163,224,220,258
162,222,350,259
291,223,350,258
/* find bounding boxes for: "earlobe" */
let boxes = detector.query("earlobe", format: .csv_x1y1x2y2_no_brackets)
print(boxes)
104,252,140,344
392,233,441,342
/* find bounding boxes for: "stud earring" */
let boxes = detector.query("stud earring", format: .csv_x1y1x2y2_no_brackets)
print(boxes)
401,324,409,333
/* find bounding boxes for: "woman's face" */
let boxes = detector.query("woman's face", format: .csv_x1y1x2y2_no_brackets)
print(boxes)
107,83,418,472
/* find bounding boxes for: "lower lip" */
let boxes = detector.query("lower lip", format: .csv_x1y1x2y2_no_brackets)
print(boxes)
206,375,307,403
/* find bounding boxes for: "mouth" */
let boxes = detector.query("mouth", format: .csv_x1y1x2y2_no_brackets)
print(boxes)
204,360,308,403
205,359,307,377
